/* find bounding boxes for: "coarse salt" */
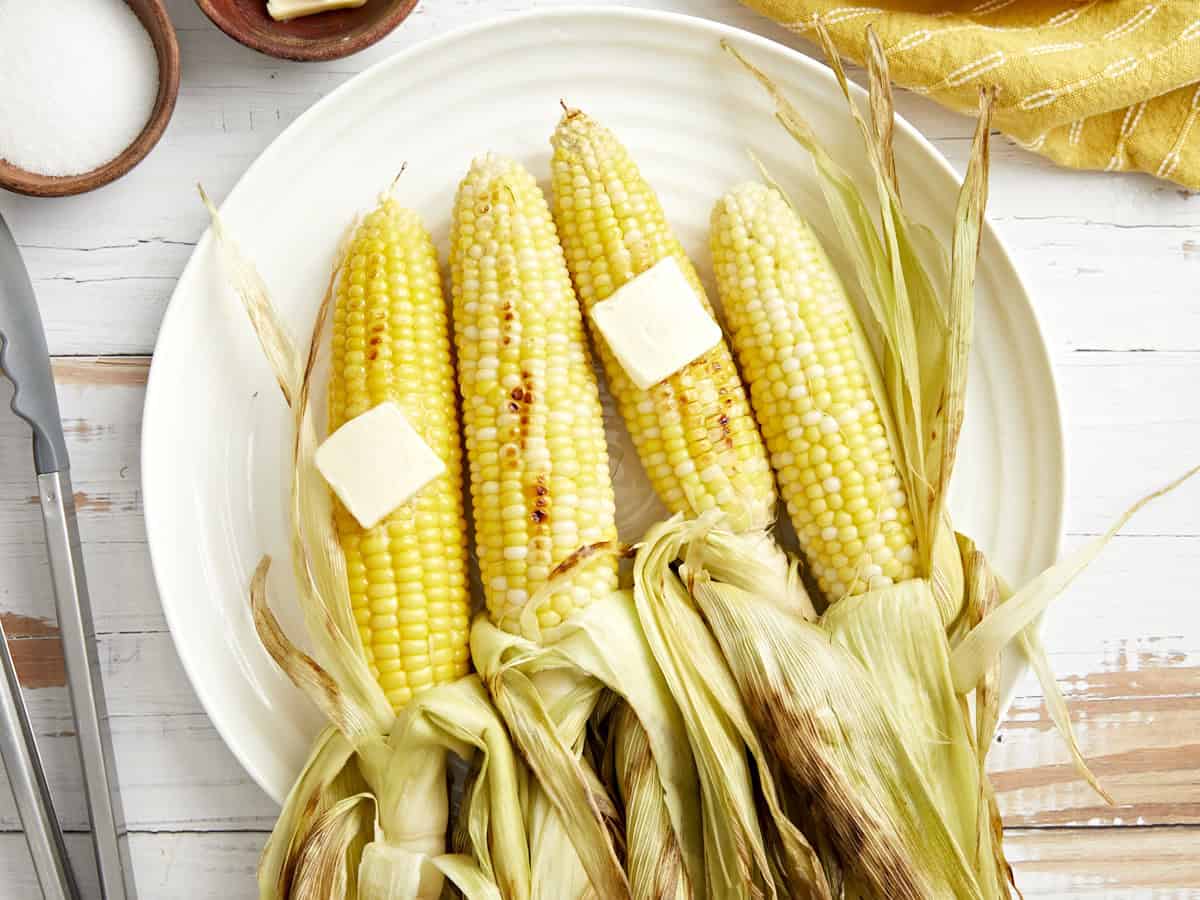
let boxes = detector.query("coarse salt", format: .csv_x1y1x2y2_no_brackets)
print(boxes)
0,0,159,177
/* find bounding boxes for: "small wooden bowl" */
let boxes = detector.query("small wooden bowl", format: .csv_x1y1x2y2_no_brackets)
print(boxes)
195,0,418,62
0,0,180,198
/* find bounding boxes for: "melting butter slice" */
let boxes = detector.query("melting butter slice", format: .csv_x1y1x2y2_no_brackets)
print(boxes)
589,256,723,391
267,0,366,22
315,401,445,531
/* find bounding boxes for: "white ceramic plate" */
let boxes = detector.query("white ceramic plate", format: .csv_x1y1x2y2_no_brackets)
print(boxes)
143,7,1064,804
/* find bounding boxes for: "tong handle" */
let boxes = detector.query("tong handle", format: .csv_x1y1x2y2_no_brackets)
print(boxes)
39,470,136,899
0,609,79,899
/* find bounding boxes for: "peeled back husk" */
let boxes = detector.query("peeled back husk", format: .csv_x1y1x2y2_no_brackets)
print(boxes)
471,584,705,900
821,579,1005,898
258,726,367,899
611,703,691,900
634,517,832,900
675,522,983,899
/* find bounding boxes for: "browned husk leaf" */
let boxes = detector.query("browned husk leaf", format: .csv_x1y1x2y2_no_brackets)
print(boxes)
289,793,374,900
199,184,301,408
249,557,379,740
613,703,691,900
258,726,366,899
955,535,1018,893
688,570,937,900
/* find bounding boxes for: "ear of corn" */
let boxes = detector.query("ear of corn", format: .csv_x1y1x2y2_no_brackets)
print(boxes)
450,152,619,637
209,185,534,900
702,35,1019,900
551,111,775,533
711,182,917,602
452,154,630,898
327,197,471,711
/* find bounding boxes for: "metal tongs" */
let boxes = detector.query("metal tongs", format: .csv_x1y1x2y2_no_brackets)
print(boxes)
0,211,135,899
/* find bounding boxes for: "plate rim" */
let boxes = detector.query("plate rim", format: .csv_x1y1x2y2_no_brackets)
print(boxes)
142,4,1066,803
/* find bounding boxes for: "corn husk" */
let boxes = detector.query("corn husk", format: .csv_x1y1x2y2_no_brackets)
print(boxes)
820,581,1003,898
471,582,705,900
610,703,691,900
634,517,830,900
356,676,533,900
954,535,1015,888
675,523,982,899
250,548,532,900
204,188,532,900
258,726,367,899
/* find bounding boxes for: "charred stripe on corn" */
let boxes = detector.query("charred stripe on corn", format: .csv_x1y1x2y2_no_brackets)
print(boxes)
451,154,619,635
551,110,775,533
711,183,917,600
329,197,471,710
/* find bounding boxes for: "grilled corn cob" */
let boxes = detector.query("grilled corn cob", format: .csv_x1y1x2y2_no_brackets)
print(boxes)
551,110,775,533
711,182,918,600
450,154,619,636
328,197,470,710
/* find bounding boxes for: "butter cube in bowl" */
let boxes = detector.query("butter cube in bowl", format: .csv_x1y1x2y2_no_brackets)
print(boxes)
195,0,418,61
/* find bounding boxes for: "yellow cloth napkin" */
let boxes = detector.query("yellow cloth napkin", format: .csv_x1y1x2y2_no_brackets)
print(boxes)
742,0,1200,189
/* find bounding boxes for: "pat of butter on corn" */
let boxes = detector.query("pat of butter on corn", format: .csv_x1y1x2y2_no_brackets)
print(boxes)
315,401,445,530
589,257,722,390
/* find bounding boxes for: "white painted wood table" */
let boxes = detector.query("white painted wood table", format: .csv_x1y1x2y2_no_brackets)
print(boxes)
1,1,1198,896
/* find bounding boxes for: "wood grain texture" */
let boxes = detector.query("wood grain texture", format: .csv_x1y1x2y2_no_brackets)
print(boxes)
0,0,1196,894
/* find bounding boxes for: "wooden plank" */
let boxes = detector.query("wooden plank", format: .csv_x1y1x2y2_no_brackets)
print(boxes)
1004,826,1200,898
0,630,282,831
1,826,1195,898
994,661,1200,827
1057,351,1200,538
0,832,262,900
0,708,279,833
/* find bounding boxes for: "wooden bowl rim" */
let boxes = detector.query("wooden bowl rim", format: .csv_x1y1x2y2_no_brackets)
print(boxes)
194,0,419,62
0,0,181,199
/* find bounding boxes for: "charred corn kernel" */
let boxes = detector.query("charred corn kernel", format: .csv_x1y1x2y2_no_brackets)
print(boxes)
551,110,775,532
711,183,918,601
450,154,619,635
329,196,470,710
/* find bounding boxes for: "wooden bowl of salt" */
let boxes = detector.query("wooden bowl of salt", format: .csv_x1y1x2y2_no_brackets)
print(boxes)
0,0,180,198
